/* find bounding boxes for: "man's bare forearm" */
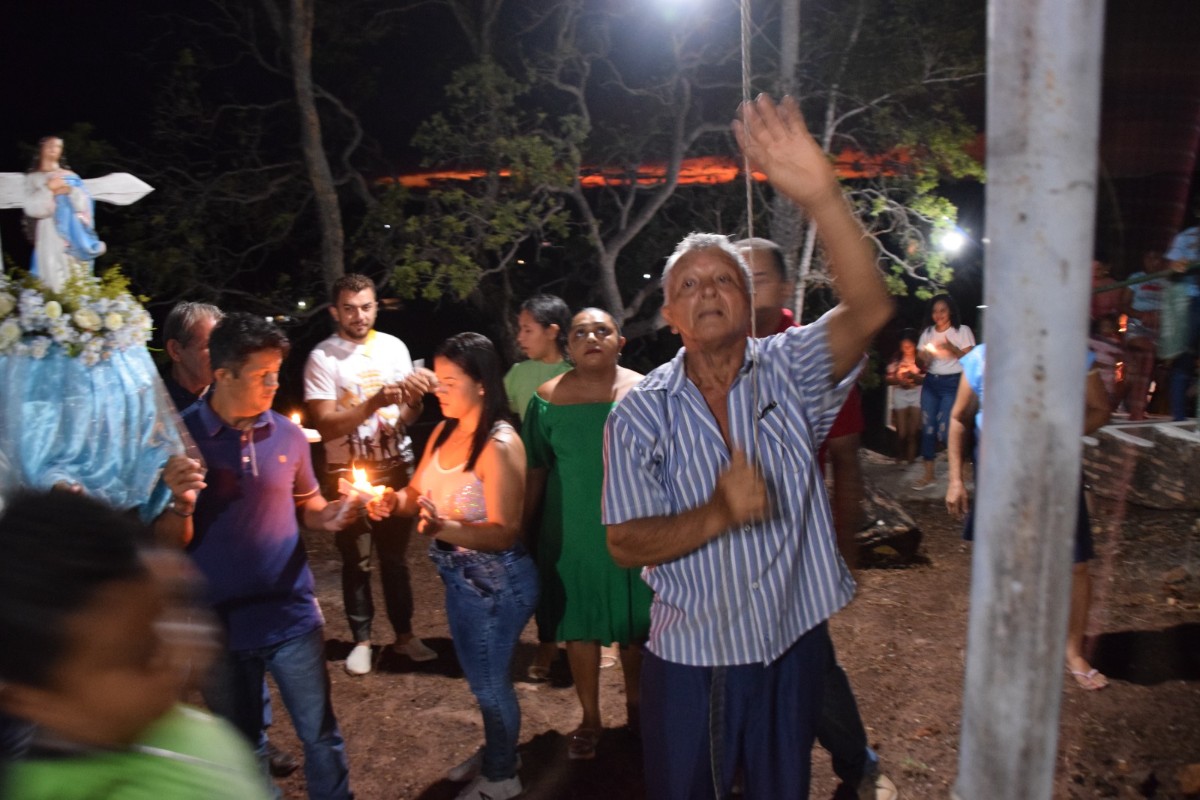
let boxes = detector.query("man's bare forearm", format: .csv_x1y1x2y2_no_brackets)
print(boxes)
153,510,193,548
607,501,733,569
828,434,864,569
307,399,379,441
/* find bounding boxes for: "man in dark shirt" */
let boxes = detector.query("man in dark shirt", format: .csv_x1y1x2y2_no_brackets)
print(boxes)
161,302,223,412
738,237,897,800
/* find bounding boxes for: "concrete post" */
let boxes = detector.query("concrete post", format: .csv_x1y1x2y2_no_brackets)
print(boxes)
953,0,1106,798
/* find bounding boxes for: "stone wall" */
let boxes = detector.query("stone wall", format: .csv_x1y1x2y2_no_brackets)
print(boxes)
1083,420,1199,510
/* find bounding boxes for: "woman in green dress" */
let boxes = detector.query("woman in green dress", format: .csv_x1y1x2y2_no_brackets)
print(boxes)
522,308,648,761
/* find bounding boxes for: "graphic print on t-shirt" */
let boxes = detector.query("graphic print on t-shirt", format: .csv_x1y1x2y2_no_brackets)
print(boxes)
337,368,402,464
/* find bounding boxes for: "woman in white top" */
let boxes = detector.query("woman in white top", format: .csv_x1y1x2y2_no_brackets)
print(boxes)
382,332,536,800
914,294,975,489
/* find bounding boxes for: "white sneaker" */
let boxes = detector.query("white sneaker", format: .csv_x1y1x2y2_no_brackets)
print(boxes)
447,747,522,783
860,773,899,800
395,637,437,662
454,774,522,800
344,643,373,676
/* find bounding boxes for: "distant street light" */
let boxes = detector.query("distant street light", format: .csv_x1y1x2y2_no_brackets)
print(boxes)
939,228,967,256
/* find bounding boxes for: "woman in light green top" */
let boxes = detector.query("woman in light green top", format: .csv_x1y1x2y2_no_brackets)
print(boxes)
503,294,572,423
505,294,572,681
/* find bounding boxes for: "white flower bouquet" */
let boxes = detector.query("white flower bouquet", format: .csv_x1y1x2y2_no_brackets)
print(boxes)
0,265,152,366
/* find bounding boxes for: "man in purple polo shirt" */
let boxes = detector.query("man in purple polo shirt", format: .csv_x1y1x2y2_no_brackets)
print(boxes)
171,313,365,800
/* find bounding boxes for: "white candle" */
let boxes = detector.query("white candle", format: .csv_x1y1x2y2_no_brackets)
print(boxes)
338,468,385,501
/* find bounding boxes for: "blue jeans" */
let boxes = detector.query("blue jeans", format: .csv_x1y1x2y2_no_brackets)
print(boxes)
204,627,352,800
431,543,538,781
1168,355,1195,421
920,373,961,461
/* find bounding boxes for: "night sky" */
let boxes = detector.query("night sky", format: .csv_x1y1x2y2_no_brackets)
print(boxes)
0,1,163,158
0,0,456,167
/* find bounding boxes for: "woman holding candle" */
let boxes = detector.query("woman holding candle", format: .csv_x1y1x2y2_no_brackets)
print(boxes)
522,308,648,760
379,332,535,800
913,294,975,489
885,330,924,464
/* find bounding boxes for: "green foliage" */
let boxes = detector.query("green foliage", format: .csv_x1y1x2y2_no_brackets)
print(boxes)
105,46,315,311
355,60,580,305
788,0,987,300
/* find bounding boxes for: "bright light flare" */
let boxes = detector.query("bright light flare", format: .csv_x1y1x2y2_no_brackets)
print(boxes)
939,229,967,255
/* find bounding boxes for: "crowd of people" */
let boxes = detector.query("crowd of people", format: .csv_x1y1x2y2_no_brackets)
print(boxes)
1085,241,1200,422
2,92,1196,800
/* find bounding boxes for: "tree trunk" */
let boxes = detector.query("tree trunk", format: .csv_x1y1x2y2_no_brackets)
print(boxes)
287,0,344,296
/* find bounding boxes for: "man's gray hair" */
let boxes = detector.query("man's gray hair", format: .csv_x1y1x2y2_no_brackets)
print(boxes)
162,302,224,347
660,233,753,303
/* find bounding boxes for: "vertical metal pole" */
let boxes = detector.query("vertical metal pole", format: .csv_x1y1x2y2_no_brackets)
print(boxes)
953,1,1105,798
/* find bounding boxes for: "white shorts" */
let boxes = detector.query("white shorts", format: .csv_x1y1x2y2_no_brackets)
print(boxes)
892,387,921,410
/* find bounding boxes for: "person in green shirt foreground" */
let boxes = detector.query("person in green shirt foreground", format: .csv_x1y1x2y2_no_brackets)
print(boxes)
0,490,271,800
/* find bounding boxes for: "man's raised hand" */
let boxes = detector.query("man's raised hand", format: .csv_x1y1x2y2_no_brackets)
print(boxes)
732,94,839,211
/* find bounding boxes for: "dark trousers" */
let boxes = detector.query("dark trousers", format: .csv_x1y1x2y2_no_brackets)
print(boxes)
641,623,832,800
816,654,878,785
327,464,415,643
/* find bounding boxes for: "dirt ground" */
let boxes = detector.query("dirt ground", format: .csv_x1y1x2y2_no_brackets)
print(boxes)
264,458,1200,800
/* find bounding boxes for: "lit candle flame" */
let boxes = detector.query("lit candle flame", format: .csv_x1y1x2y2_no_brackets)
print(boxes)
352,467,369,487
291,412,302,425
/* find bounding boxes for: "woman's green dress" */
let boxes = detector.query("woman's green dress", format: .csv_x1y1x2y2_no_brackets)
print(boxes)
523,394,652,644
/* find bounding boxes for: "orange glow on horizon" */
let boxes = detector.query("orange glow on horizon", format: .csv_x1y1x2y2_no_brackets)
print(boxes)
376,145,944,190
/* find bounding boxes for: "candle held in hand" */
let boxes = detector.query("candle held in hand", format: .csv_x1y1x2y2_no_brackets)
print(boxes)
338,468,386,502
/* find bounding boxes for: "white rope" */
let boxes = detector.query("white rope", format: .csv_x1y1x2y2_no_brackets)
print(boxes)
740,0,756,253
739,0,762,452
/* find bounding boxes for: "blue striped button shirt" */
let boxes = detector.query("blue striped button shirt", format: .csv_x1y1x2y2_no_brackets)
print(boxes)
601,316,858,666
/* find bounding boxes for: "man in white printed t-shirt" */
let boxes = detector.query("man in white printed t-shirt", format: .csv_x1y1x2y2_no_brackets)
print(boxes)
304,274,436,675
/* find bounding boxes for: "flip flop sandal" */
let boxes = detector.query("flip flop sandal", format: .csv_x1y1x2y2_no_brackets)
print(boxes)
567,727,601,760
1068,667,1109,691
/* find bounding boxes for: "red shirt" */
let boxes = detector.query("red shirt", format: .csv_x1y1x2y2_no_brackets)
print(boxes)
765,309,864,471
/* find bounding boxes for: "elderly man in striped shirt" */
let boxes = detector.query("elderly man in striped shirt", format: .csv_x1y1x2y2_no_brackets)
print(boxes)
602,95,893,800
